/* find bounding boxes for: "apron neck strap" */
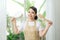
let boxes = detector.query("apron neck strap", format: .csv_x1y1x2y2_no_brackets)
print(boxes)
26,19,36,27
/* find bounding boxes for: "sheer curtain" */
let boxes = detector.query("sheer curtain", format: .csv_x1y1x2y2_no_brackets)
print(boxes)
46,0,56,40
0,0,6,40
46,0,60,40
54,0,60,40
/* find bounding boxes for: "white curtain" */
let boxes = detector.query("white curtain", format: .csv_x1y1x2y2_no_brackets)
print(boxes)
0,0,6,40
46,0,60,40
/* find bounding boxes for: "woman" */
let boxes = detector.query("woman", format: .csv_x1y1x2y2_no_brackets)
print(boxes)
12,6,53,40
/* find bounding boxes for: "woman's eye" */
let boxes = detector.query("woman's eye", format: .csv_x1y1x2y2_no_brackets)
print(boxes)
32,12,34,14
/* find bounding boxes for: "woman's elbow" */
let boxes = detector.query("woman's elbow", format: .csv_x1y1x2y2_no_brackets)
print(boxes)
14,30,20,34
39,31,46,37
48,21,53,26
40,33,45,37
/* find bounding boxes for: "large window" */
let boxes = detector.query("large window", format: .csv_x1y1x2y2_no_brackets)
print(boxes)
6,0,46,40
7,0,46,17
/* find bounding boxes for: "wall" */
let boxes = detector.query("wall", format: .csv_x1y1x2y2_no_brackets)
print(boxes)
55,0,60,40
46,0,60,40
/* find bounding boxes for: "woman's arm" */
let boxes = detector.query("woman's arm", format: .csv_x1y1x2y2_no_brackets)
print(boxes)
11,14,23,34
11,18,20,34
38,14,53,37
39,19,53,37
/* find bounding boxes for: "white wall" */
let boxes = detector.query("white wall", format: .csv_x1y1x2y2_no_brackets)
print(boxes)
46,0,56,40
55,0,60,40
46,0,60,40
0,0,6,40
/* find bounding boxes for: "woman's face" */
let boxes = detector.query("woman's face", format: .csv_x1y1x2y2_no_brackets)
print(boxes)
28,8,36,20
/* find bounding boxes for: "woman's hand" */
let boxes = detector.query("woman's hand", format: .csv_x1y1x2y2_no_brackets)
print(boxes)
38,14,46,21
38,14,45,19
39,20,53,37
38,14,53,26
11,17,16,25
47,20,53,27
38,14,53,37
11,17,20,34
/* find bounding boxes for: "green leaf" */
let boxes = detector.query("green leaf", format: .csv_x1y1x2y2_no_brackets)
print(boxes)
41,21,46,27
7,15,12,34
12,0,35,12
31,1,35,6
25,0,32,11
38,19,42,22
12,0,24,7
7,32,25,40
43,11,46,18
38,0,46,12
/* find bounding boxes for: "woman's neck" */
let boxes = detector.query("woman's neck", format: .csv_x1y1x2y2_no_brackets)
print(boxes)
28,18,35,22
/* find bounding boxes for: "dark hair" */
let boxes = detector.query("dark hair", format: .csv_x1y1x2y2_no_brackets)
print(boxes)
29,6,38,20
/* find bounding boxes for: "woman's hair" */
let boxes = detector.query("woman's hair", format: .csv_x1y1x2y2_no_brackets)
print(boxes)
29,6,38,20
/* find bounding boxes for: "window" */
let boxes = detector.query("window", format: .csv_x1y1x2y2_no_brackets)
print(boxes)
6,0,46,40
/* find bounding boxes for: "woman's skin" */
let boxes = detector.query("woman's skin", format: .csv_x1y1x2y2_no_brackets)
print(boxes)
38,14,53,37
11,8,53,37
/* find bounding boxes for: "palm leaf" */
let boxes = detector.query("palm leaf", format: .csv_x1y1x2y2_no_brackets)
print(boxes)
43,11,46,18
12,0,24,7
38,0,46,12
25,0,34,12
12,0,34,12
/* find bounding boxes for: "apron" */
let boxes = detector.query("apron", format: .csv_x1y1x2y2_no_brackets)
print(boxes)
23,20,46,40
23,20,40,40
